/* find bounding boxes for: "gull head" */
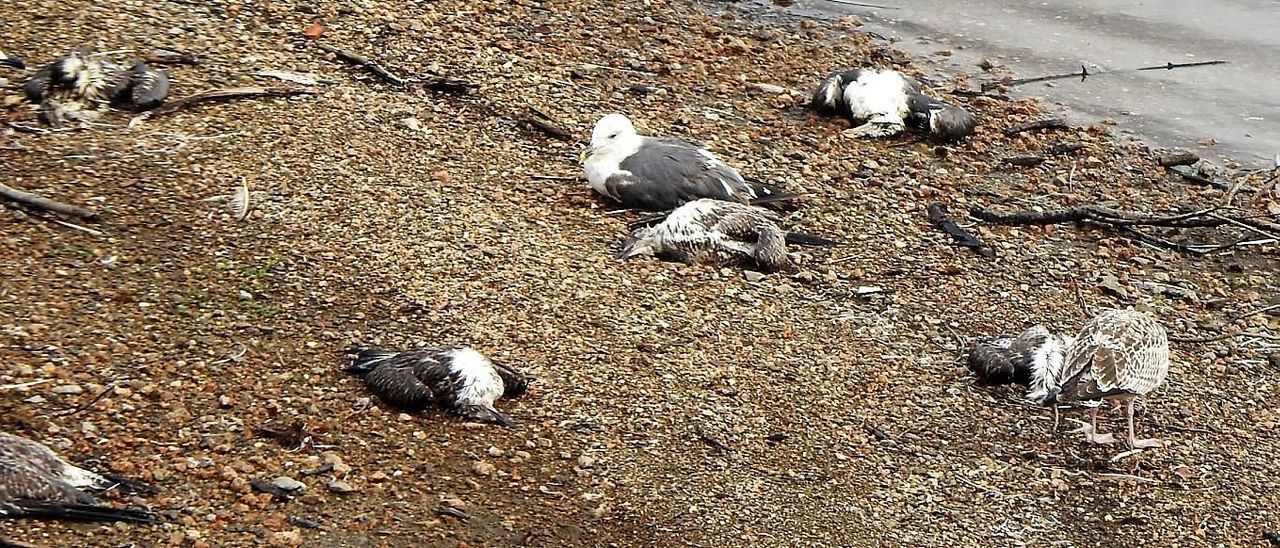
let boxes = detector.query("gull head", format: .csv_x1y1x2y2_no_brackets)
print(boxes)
617,226,660,260
583,113,640,163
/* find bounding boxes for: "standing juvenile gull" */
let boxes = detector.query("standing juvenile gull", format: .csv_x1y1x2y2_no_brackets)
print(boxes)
1041,309,1171,448
617,198,836,271
345,347,530,427
581,113,799,211
0,432,157,523
809,68,977,141
967,325,1073,387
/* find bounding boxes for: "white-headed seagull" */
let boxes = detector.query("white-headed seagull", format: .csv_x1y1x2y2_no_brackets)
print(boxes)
581,113,800,211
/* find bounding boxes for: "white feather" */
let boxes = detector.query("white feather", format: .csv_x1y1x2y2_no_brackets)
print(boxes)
447,348,503,407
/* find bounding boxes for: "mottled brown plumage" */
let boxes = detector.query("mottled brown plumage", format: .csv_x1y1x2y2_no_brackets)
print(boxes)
0,432,156,523
1049,309,1171,448
618,199,835,271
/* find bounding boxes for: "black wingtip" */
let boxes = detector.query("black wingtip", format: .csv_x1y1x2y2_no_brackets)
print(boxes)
0,57,25,70
3,501,159,524
783,232,841,247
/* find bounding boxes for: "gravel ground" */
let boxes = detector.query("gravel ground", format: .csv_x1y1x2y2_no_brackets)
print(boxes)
2,1,1279,547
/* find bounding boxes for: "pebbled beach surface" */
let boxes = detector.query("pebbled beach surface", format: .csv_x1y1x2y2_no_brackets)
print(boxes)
2,0,1279,546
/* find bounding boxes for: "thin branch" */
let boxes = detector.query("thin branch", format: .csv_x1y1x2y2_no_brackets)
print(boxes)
149,86,317,117
1004,118,1069,136
0,182,100,221
928,203,994,257
314,42,406,86
814,0,901,9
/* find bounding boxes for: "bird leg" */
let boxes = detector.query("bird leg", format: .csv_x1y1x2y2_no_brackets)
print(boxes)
1064,406,1116,444
1126,399,1162,449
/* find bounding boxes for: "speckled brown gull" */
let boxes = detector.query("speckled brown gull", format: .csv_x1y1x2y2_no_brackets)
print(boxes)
1042,309,1171,449
345,347,529,427
0,432,157,523
809,67,977,142
617,198,836,272
580,113,799,211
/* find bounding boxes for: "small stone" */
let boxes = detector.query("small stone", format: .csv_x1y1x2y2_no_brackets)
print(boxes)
267,530,302,547
272,476,306,492
743,271,766,283
326,480,356,493
577,455,596,468
472,462,495,477
52,384,84,395
238,290,253,301
486,446,504,458
441,497,467,510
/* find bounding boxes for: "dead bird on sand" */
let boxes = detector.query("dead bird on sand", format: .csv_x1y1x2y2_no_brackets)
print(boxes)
345,347,530,427
810,67,977,141
0,432,158,523
968,325,1073,387
617,198,837,272
23,47,169,125
581,113,802,211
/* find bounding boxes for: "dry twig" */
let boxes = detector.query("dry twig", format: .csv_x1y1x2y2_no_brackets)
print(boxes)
150,87,317,117
314,42,406,86
0,182,99,220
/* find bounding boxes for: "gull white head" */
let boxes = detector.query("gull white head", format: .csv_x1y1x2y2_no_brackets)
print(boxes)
581,113,641,164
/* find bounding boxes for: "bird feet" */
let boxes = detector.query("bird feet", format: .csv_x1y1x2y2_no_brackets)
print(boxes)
1130,438,1163,449
1063,418,1118,444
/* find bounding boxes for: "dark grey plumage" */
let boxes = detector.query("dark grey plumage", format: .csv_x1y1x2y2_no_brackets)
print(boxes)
582,114,800,211
0,432,157,523
809,68,866,116
345,347,528,427
124,62,169,111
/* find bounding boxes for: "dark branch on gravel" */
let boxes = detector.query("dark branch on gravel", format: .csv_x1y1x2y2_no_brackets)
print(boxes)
1004,118,1069,136
971,204,1280,255
0,181,100,221
985,60,1228,90
314,42,406,86
149,87,317,117
1164,165,1252,192
516,107,574,141
928,203,994,257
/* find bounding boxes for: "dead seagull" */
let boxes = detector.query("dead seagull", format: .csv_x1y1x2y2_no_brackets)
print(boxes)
810,68,977,141
617,198,836,271
967,325,1072,387
581,113,800,211
1040,309,1171,448
0,432,157,523
345,347,529,427
22,48,169,125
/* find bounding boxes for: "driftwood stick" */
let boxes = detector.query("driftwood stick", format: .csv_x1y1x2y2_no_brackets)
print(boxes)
150,87,316,117
517,107,574,141
0,182,99,221
993,60,1228,89
928,203,994,257
1004,118,1069,136
1164,166,1251,192
314,42,406,86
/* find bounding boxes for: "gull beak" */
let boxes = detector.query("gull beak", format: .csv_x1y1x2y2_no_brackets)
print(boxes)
578,146,593,166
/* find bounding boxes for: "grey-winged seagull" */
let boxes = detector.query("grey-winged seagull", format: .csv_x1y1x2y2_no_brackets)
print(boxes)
581,113,799,211
0,432,157,523
345,346,530,427
617,198,836,271
1039,309,1171,449
810,68,977,141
